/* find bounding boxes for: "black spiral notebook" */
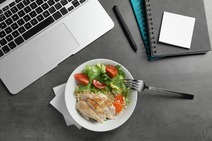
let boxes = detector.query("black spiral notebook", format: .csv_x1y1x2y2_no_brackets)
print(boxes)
144,0,211,57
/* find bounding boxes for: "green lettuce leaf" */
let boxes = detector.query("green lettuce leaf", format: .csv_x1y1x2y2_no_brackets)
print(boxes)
83,65,101,81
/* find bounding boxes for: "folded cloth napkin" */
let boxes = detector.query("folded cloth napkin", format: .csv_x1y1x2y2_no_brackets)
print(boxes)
50,83,82,129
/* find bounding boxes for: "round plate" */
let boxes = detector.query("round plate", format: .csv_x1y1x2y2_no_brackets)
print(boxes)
65,59,137,132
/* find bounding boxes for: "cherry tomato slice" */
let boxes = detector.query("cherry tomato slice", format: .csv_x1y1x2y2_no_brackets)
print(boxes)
92,79,106,89
74,73,89,85
113,102,123,114
106,65,118,78
115,94,125,104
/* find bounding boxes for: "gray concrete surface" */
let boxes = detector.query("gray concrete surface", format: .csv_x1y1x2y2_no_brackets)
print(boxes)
0,0,212,140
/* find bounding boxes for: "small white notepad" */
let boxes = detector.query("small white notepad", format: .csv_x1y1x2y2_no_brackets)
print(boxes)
159,11,195,49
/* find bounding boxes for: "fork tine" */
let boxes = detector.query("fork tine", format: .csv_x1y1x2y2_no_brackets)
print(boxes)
124,82,138,86
124,79,135,82
123,80,137,86
124,79,142,84
124,83,139,88
124,79,137,84
125,84,140,90
124,79,142,86
123,79,141,91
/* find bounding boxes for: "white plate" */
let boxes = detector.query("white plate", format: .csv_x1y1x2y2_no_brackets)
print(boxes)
65,59,137,132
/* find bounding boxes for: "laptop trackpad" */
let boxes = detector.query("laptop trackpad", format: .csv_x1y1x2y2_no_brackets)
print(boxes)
31,24,79,66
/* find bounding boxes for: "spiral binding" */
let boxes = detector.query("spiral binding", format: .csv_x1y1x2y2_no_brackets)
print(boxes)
145,0,157,55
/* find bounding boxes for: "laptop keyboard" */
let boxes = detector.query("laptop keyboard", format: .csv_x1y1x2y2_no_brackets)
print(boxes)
0,0,87,58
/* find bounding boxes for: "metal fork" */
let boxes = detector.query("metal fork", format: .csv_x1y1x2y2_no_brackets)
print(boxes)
124,79,194,99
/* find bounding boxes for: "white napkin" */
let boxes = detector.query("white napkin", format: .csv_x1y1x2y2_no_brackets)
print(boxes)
50,83,82,129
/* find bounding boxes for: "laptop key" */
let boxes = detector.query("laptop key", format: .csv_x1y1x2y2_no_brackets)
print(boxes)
11,23,19,30
0,50,4,57
68,6,74,11
24,22,32,30
23,0,30,6
4,10,12,17
11,14,19,21
80,0,86,3
35,7,43,14
5,27,12,34
3,6,9,11
24,6,32,13
12,30,20,38
36,0,44,5
11,6,19,13
61,0,68,6
41,3,49,10
37,14,44,22
0,14,6,21
43,10,50,18
9,2,16,7
0,39,7,46
30,2,38,9
0,31,6,38
0,22,7,29
60,7,68,15
55,3,62,10
29,11,37,18
8,41,17,49
53,11,62,20
17,2,24,10
5,18,13,25
48,0,55,6
6,34,13,42
18,26,26,34
49,7,56,14
18,10,25,17
15,0,22,3
2,45,10,54
23,16,54,40
14,36,24,45
17,19,25,26
72,0,80,7
30,18,38,25
23,15,31,22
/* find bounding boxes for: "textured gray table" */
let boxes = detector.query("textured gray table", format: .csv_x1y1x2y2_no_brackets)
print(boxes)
1,0,212,140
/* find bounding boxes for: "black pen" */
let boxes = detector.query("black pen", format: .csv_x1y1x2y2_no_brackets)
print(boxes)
113,5,138,52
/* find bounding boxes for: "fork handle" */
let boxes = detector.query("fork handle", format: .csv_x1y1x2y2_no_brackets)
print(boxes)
147,86,194,99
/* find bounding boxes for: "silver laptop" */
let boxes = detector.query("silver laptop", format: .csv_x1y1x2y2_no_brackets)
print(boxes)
0,0,114,94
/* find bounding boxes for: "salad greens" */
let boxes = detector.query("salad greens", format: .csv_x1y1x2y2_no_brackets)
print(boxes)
75,63,129,99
